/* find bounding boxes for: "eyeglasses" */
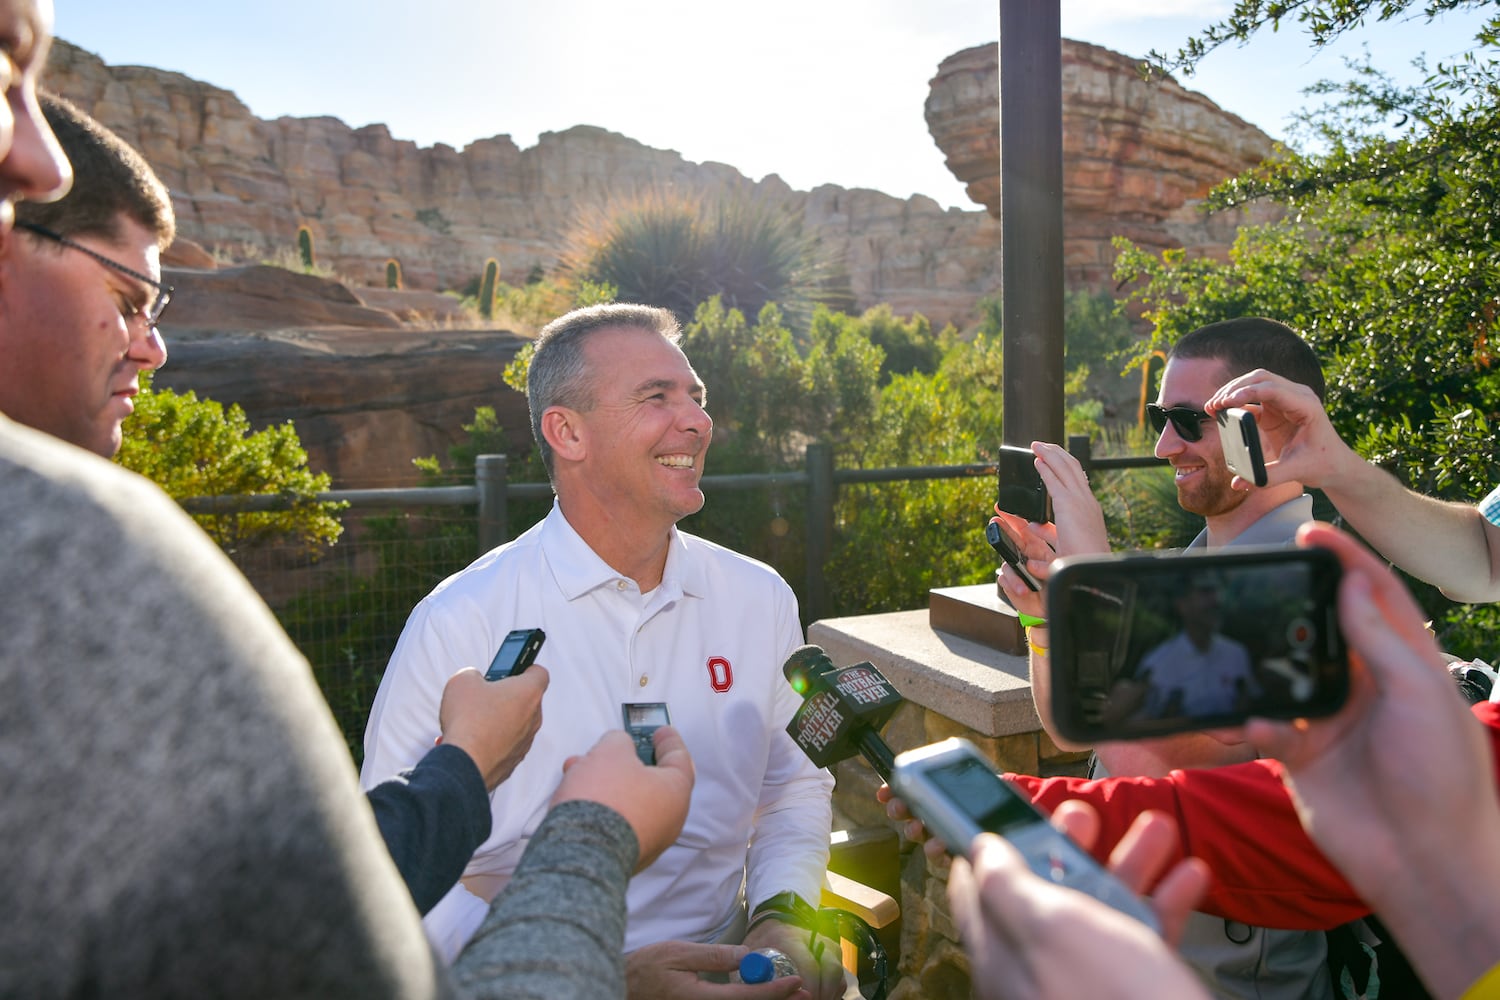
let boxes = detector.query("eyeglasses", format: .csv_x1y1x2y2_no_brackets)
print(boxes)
1146,403,1213,442
17,221,173,328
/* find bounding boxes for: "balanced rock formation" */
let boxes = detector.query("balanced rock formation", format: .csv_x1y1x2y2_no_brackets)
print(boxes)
926,39,1283,289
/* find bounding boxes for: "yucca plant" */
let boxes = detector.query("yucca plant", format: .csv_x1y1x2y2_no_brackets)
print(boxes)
557,190,840,328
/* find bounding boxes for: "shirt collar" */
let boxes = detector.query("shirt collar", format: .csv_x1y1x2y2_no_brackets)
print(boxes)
539,502,708,601
1188,494,1314,549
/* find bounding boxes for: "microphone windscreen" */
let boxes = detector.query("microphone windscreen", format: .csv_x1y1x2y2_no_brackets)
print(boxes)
781,644,829,683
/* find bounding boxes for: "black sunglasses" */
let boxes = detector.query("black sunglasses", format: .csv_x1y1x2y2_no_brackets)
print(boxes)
17,221,173,327
1146,403,1213,442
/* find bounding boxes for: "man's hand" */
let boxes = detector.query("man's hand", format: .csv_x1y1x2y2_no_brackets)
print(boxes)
1206,368,1357,492
1243,522,1500,997
991,440,1111,619
947,802,1211,1000
554,726,695,873
742,916,845,1000
625,940,800,999
437,666,548,790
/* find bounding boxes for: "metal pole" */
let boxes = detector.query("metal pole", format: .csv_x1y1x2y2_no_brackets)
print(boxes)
999,0,1065,447
476,453,508,555
804,442,835,624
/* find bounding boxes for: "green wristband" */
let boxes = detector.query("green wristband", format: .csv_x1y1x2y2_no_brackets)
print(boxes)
1017,613,1047,628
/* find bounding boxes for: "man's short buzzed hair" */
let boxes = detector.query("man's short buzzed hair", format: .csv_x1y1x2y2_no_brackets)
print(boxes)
527,302,682,480
16,92,175,250
1170,317,1326,402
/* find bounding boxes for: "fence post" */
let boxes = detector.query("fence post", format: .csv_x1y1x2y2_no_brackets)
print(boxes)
804,442,834,623
1067,434,1093,475
476,453,508,556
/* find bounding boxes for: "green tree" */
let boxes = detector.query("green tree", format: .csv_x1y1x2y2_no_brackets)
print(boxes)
116,374,343,554
1116,0,1500,650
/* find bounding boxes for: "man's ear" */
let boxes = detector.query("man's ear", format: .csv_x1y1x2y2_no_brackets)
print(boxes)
541,406,586,465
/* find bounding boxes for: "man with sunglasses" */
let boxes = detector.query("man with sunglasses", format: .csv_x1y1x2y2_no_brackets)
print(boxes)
986,317,1340,999
1145,318,1326,552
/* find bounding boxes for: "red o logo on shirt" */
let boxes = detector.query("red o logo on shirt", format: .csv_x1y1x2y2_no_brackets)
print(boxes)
706,656,733,693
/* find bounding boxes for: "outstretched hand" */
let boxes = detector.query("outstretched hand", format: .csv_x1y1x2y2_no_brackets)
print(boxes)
438,665,548,790
554,726,694,873
1246,522,1500,902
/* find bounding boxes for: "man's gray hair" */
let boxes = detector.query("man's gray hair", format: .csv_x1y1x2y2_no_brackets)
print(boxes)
527,302,682,480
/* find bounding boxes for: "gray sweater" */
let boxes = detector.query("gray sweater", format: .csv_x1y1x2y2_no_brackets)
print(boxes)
0,417,636,998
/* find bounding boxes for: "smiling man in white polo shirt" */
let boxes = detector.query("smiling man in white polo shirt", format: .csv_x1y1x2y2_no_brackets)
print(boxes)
361,302,842,999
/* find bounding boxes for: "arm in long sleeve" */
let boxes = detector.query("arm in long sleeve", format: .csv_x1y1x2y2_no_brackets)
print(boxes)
367,743,493,915
452,800,638,1000
1010,702,1500,930
1007,758,1367,930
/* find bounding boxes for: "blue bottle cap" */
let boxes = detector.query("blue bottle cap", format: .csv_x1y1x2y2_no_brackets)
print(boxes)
739,951,778,984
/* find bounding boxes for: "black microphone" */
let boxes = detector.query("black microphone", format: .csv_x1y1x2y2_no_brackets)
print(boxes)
782,644,902,781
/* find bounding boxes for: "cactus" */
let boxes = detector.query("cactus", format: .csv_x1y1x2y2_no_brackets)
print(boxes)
479,258,499,320
296,225,315,270
385,258,402,290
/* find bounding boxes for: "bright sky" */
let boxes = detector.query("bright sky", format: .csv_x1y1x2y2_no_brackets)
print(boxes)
55,1,1492,210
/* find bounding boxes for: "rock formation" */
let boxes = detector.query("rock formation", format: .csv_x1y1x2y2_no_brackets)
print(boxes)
44,39,1004,333
926,39,1283,289
39,36,1283,484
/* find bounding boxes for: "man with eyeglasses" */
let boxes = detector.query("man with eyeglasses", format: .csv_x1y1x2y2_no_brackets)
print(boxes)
0,96,170,459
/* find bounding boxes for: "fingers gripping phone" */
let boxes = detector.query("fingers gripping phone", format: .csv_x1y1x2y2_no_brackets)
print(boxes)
987,516,1041,592
1045,546,1348,742
1216,407,1268,487
892,737,1161,932
484,628,546,681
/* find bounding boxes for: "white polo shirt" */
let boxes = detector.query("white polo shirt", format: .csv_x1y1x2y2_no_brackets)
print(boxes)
361,503,834,960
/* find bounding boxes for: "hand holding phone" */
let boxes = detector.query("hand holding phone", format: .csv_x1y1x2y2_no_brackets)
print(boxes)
1216,407,1268,487
1045,546,1348,742
484,628,546,681
892,737,1161,931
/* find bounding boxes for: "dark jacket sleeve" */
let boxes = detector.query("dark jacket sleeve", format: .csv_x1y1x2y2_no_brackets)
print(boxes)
367,742,493,915
452,799,640,1000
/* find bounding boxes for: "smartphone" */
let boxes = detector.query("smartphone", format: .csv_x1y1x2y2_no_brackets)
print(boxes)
987,516,1040,592
622,702,670,764
997,444,1051,524
892,737,1160,931
1216,407,1268,487
483,628,546,682
1045,546,1348,742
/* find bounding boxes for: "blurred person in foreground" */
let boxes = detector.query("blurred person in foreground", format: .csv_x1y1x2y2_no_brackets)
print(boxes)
0,89,561,921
